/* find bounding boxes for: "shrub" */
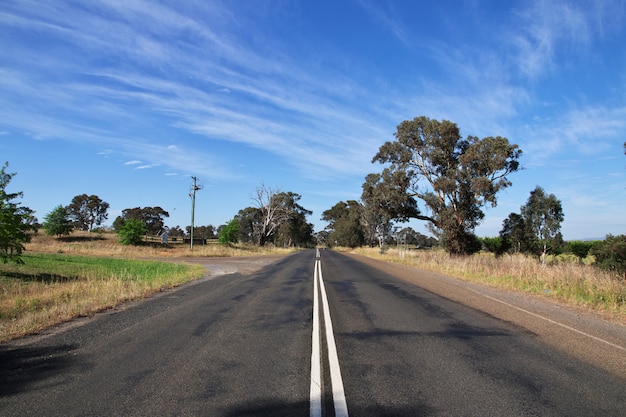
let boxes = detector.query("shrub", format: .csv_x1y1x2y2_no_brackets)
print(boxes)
118,218,148,246
219,218,239,244
590,234,626,278
567,240,595,260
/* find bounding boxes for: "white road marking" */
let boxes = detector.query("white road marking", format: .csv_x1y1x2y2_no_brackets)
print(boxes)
468,288,626,353
310,256,322,417
310,252,349,417
318,259,349,417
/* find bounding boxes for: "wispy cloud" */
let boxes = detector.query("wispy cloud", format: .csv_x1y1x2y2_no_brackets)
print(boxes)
136,164,156,170
0,1,392,181
1,0,625,188
508,0,625,80
355,0,416,48
521,104,626,163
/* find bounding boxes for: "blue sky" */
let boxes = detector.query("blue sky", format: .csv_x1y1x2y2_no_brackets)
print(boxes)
1,0,625,240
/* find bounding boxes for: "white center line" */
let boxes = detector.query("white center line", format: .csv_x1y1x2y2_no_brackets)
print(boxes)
310,251,349,417
310,254,322,417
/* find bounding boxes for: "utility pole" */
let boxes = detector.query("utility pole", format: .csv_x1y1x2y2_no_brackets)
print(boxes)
190,176,201,251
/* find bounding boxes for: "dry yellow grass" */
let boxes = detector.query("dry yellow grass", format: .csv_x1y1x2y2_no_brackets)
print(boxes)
1,272,162,340
353,247,626,320
25,231,296,258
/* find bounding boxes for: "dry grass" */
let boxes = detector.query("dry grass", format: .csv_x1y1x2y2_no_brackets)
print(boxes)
25,231,296,258
353,247,626,319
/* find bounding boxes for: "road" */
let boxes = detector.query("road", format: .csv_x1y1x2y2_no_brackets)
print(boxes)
1,249,624,416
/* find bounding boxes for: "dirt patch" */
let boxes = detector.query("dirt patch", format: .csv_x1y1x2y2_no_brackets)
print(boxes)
166,255,289,277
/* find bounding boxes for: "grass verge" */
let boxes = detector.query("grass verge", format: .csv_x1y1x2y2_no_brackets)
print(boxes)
353,247,626,321
0,253,205,341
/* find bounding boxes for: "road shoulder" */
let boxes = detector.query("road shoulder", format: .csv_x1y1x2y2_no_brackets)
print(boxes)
344,252,626,379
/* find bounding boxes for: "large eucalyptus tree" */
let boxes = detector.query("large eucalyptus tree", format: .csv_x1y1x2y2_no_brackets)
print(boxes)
371,116,522,255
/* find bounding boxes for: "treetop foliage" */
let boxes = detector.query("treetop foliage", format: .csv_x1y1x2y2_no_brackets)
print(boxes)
67,194,109,232
322,200,366,248
113,206,169,235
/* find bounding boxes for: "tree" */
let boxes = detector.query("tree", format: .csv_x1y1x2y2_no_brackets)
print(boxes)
195,225,217,240
67,194,109,232
233,190,314,247
499,212,528,254
43,205,72,238
0,162,36,263
272,192,315,247
219,218,239,244
167,226,185,238
235,207,263,243
252,183,294,246
372,116,521,255
520,186,564,264
322,200,366,248
590,234,626,278
117,218,148,245
361,172,415,247
114,207,169,235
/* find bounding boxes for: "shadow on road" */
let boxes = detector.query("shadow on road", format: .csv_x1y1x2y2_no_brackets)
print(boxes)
223,398,435,416
0,343,80,396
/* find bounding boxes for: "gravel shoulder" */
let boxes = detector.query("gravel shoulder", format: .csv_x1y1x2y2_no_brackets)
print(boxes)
344,252,626,379
167,254,289,277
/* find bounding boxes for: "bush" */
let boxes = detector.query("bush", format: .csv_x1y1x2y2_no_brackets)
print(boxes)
480,236,508,257
566,240,595,260
590,234,626,278
219,219,239,244
118,218,148,246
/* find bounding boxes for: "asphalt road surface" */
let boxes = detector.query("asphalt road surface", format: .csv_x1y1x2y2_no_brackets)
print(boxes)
1,249,624,416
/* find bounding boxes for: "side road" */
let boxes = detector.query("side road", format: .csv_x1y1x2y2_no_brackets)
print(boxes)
346,252,626,379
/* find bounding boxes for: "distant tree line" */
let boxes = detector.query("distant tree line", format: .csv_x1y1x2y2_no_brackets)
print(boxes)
319,199,438,249
37,183,317,249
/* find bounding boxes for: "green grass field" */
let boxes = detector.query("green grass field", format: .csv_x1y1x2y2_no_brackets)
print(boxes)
0,253,205,341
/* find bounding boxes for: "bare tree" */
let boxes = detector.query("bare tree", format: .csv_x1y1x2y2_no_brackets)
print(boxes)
252,183,292,246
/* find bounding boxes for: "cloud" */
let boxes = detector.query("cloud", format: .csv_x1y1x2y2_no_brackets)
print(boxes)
355,0,415,48
508,0,624,80
521,104,626,161
125,160,142,165
2,0,624,188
